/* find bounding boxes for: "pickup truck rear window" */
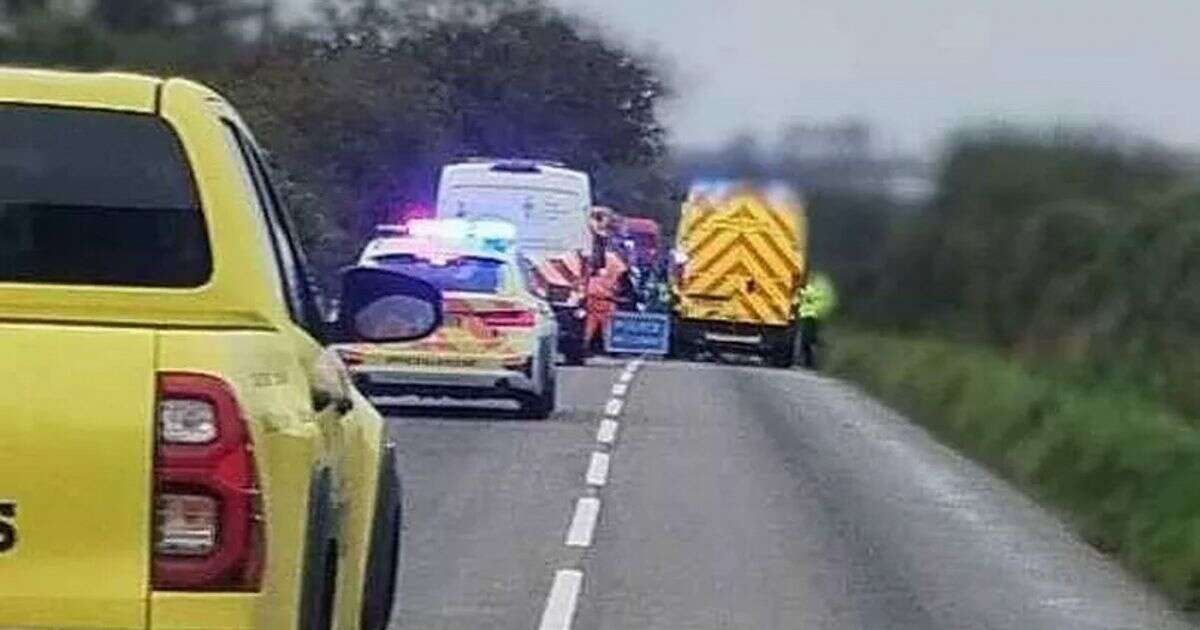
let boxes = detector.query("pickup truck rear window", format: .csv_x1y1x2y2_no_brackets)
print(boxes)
0,104,210,287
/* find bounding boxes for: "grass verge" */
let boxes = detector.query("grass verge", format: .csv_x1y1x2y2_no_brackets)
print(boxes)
826,329,1200,604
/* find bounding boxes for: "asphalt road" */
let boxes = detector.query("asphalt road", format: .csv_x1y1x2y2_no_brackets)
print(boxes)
383,359,1197,630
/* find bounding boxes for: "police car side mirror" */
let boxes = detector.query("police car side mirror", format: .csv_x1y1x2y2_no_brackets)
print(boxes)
333,266,444,343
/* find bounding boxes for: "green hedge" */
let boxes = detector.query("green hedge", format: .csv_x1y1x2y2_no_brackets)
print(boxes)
827,330,1200,604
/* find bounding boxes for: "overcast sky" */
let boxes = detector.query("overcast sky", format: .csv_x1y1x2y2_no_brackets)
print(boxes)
286,1,1200,154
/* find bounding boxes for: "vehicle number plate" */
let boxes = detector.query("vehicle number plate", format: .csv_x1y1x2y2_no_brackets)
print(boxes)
704,332,763,344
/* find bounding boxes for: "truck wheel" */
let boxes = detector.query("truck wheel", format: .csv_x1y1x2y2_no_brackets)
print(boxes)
669,323,696,362
769,338,796,369
667,333,686,360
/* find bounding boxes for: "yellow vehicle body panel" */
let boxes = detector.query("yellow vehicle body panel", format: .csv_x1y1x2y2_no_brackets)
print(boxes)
0,69,388,629
155,330,324,630
0,67,158,113
149,592,257,630
673,185,808,327
0,325,156,629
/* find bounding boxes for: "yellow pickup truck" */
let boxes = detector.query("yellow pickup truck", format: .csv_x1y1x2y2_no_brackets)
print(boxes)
0,69,442,630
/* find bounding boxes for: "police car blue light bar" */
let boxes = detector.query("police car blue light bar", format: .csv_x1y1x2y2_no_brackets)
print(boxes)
381,219,518,250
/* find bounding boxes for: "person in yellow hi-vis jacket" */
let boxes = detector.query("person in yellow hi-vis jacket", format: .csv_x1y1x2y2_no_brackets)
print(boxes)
797,272,837,369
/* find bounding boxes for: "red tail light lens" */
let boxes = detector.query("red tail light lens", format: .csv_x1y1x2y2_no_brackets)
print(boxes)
478,309,536,328
153,373,264,591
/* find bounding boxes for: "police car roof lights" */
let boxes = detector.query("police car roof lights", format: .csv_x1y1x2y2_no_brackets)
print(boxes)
379,218,518,253
460,157,567,170
472,220,518,241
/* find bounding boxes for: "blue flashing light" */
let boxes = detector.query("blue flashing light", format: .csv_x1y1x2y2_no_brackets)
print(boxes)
472,220,518,242
399,218,517,252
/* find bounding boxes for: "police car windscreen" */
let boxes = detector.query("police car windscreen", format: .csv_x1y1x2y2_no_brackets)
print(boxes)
0,104,210,287
442,185,588,253
373,254,503,293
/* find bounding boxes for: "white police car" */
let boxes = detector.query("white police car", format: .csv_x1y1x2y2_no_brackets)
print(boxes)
334,220,560,418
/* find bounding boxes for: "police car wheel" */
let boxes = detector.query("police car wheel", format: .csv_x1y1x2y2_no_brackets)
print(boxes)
518,374,557,419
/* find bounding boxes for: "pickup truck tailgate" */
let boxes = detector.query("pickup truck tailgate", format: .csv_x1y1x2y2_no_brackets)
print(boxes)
0,323,155,629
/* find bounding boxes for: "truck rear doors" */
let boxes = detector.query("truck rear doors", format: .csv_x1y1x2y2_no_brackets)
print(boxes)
674,183,807,327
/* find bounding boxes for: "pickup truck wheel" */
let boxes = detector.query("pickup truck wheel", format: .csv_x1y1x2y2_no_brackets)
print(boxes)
298,539,338,630
316,547,338,630
361,447,402,630
300,473,337,630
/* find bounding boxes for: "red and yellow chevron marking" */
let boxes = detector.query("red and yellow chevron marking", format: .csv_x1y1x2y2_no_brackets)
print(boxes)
673,187,807,327
350,296,534,365
525,253,585,303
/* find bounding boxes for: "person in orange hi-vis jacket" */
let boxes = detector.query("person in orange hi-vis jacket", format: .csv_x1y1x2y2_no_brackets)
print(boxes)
584,249,636,354
583,206,636,355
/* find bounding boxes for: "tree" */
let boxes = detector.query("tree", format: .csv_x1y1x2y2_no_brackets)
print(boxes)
408,5,669,171
0,5,113,66
0,0,265,69
3,0,675,292
205,32,448,290
90,0,175,32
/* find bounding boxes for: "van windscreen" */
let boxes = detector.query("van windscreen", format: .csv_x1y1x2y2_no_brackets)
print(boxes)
0,104,210,287
442,185,588,253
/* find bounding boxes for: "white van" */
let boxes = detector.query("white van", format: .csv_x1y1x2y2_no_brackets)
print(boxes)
436,159,592,256
436,159,594,363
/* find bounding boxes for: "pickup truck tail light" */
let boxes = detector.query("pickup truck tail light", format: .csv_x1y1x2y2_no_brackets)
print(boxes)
153,373,264,591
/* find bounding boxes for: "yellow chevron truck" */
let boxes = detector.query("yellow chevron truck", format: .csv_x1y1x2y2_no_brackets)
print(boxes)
670,181,807,367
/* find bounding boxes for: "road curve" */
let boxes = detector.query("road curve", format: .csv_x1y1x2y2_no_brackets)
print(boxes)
386,359,1196,629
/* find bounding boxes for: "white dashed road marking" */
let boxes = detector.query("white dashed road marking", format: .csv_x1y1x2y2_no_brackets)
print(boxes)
597,419,619,445
538,570,584,630
539,358,643,628
565,497,601,547
586,452,611,487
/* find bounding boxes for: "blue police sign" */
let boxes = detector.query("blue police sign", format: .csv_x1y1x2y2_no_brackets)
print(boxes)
605,311,671,355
